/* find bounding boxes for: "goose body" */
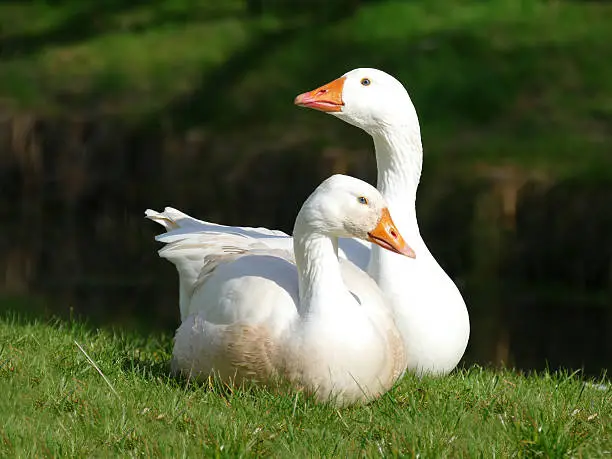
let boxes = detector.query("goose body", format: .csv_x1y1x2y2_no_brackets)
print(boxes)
148,68,470,376
150,175,412,405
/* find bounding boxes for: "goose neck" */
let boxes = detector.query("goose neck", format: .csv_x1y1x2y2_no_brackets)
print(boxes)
372,126,423,210
368,125,424,279
292,226,346,313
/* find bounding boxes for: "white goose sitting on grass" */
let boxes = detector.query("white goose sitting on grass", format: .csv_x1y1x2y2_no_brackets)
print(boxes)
148,68,470,377
294,68,470,375
148,175,414,406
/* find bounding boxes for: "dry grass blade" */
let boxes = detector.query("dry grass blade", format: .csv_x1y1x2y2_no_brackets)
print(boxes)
74,340,121,400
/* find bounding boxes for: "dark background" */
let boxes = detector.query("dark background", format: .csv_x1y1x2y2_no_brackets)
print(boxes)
0,0,610,376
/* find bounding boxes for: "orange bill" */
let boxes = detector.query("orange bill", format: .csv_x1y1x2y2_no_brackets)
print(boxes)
294,77,346,112
367,208,416,258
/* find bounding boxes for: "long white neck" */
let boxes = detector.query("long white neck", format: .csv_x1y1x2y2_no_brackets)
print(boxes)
372,120,423,239
368,118,426,285
293,224,348,315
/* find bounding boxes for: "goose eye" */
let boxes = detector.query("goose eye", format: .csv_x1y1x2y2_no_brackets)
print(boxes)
360,78,371,86
357,196,368,205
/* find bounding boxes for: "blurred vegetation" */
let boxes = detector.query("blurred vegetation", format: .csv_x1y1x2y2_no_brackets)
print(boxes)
0,0,610,373
1,0,610,175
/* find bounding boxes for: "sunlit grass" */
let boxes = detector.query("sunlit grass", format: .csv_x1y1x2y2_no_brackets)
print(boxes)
0,315,610,456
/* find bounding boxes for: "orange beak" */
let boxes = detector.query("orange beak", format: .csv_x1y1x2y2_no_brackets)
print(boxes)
367,208,416,258
294,77,345,112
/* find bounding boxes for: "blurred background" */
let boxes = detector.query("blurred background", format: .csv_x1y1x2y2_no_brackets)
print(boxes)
0,0,610,376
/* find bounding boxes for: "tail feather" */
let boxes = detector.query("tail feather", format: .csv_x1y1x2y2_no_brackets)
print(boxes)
145,207,212,232
145,207,290,242
145,207,294,320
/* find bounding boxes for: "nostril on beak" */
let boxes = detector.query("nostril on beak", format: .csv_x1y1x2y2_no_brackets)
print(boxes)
390,229,398,239
317,89,328,96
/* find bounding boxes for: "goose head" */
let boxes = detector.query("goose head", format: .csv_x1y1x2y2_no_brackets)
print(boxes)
296,175,415,258
294,68,417,135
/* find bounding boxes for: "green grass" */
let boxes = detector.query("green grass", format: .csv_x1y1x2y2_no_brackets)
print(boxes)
1,0,611,178
1,315,610,457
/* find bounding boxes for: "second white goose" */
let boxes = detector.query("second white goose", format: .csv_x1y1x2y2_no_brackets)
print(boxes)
150,174,414,406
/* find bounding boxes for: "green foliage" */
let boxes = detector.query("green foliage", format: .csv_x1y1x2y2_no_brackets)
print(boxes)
0,0,611,177
1,316,610,457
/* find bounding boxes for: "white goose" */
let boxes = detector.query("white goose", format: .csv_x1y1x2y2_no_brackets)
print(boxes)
155,175,413,405
148,68,470,376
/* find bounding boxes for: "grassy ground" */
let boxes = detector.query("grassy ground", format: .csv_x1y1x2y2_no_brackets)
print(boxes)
1,315,610,457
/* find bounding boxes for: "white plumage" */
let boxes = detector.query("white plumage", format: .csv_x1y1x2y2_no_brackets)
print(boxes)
148,68,470,377
148,175,412,405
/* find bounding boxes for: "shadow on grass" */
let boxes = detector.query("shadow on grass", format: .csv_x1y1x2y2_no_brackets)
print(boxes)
120,350,173,381
0,295,175,374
